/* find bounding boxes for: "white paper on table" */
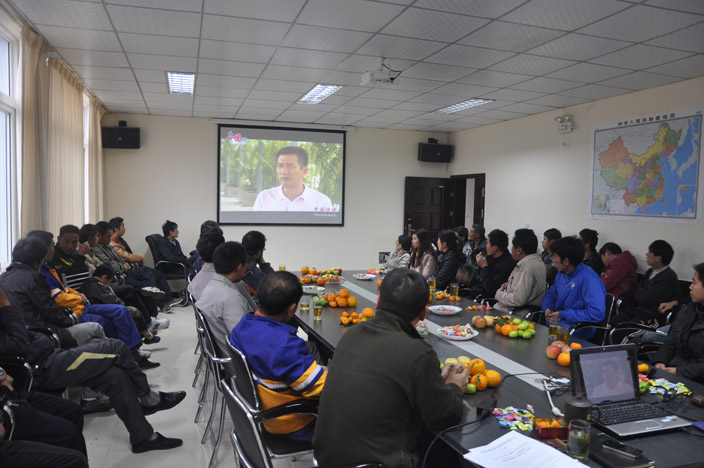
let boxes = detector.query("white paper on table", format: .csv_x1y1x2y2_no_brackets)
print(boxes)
464,430,583,468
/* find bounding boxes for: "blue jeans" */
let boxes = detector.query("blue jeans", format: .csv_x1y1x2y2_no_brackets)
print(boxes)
642,325,670,343
79,304,142,349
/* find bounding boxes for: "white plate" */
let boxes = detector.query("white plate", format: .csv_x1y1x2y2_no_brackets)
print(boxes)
353,273,376,281
428,305,463,316
437,325,479,341
302,285,325,295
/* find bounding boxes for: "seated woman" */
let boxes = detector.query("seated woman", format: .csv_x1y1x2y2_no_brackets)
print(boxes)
381,235,411,271
434,229,464,291
409,229,437,280
653,262,704,383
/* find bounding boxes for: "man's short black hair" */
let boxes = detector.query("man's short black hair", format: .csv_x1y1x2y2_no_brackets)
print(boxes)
12,237,48,268
242,230,266,257
58,225,80,238
95,221,112,236
551,236,584,267
276,146,308,168
200,220,222,236
162,220,178,237
26,230,53,247
109,217,124,231
79,224,97,243
579,228,599,251
257,271,303,317
378,268,429,322
471,224,485,239
598,242,622,256
649,239,674,266
455,226,468,239
694,263,704,284
438,229,458,250
93,264,115,279
398,234,412,252
487,229,509,253
512,228,538,255
213,241,247,275
197,231,225,263
543,228,562,241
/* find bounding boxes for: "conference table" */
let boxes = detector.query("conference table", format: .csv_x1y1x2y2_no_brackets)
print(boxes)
293,270,704,467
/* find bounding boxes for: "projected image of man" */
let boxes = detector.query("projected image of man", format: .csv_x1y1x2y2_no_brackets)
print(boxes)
252,146,333,212
590,360,634,402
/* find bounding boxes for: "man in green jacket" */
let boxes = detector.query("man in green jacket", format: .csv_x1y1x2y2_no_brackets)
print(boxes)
313,268,469,468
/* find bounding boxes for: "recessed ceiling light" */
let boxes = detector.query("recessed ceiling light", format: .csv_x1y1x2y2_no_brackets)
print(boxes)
298,84,341,104
435,98,494,114
166,72,195,95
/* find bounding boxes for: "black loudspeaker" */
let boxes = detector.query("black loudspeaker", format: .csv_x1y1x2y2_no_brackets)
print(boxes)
418,142,453,163
102,127,140,149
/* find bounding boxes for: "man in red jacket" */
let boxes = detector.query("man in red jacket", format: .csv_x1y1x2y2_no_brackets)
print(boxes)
599,242,638,300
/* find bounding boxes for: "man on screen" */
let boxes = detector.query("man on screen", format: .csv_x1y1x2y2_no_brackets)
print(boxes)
252,146,333,212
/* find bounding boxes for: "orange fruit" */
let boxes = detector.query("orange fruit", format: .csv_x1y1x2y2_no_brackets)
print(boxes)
341,311,349,318
501,324,513,336
308,268,317,275
301,267,309,275
338,289,350,298
455,296,461,302
557,353,571,367
485,370,501,387
436,293,443,300
495,324,502,333
449,296,455,302
637,363,649,373
337,297,348,307
429,294,433,302
317,277,327,286
549,419,561,428
329,301,338,308
470,374,487,391
377,278,383,288
303,276,311,284
362,308,375,318
570,342,582,349
340,317,350,325
468,358,486,376
350,312,359,319
528,323,535,329
347,296,357,307
352,318,360,324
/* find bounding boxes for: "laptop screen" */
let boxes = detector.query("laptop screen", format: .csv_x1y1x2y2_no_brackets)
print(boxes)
572,345,639,404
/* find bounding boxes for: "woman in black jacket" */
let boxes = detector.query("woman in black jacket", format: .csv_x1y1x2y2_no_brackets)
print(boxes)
434,229,464,291
654,262,704,383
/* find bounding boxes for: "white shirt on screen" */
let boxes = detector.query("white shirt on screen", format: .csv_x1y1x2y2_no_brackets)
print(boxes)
252,184,334,212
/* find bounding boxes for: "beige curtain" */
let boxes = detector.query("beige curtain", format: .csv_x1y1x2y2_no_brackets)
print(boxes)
87,95,106,222
46,58,84,232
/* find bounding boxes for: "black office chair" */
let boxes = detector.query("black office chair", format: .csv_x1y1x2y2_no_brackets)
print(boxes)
60,271,92,291
144,233,189,306
569,293,616,345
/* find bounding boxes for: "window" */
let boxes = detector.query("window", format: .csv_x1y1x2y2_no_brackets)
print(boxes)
0,107,9,265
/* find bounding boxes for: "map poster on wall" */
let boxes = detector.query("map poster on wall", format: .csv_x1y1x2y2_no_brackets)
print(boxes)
591,107,702,222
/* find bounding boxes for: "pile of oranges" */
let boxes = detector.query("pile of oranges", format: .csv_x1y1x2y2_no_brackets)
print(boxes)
445,357,502,392
321,289,358,308
340,308,375,326
431,290,462,303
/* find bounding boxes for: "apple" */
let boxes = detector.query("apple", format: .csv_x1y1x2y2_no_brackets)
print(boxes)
512,317,522,325
521,330,533,339
508,330,519,338
639,381,650,394
445,358,459,365
546,345,562,359
517,322,529,331
552,340,566,349
466,383,477,394
484,316,495,327
458,356,471,364
561,345,572,354
472,316,487,329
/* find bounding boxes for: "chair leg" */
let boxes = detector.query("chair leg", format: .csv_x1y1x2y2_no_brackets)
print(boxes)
193,352,205,387
201,378,219,444
209,393,227,468
195,366,211,423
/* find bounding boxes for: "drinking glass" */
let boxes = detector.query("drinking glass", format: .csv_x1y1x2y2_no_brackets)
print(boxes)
557,325,570,344
567,419,590,461
450,282,459,297
313,304,323,321
299,296,310,312
279,264,286,271
548,317,559,342
428,276,437,290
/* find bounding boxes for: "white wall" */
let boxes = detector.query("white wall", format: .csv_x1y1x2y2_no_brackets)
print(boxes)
449,76,704,279
103,114,450,270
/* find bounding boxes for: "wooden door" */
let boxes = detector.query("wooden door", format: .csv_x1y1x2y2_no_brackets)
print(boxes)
403,176,452,238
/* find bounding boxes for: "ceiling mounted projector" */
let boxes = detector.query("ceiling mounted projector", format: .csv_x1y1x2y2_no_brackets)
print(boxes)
361,57,400,86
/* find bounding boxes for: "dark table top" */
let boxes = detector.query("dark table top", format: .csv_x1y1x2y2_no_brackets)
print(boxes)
294,270,704,467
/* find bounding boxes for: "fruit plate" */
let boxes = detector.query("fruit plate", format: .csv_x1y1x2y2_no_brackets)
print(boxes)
352,273,376,281
437,324,479,341
302,285,325,295
325,276,346,284
428,305,462,316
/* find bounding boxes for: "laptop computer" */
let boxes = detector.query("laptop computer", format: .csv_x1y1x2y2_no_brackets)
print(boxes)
570,344,691,438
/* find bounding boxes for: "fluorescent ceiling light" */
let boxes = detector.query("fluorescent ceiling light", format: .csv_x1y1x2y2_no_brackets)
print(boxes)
298,84,341,104
435,98,494,114
167,72,195,95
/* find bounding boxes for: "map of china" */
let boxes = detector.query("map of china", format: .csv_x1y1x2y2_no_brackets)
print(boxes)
598,123,681,207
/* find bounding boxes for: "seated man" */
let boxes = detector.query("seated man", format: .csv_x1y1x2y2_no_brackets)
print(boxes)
157,220,195,276
579,228,604,275
231,271,327,443
599,242,637,300
473,229,515,298
197,242,253,356
109,217,146,267
455,226,470,259
541,228,561,286
435,229,464,291
79,223,106,272
241,230,275,295
189,220,223,273
465,224,487,267
50,224,92,278
494,228,546,313
0,288,186,453
611,240,679,325
543,237,606,339
313,269,469,467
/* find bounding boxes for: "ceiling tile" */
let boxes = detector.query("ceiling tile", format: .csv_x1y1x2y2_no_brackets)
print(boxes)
459,22,564,52
372,109,423,119
204,0,307,22
645,0,704,14
316,94,352,105
455,115,502,125
473,109,527,120
430,83,498,97
356,35,448,61
316,113,363,125
283,25,372,53
354,120,390,128
196,86,250,98
288,103,338,112
389,77,443,93
409,93,468,105
201,15,290,45
345,97,402,109
107,0,202,12
647,54,704,78
527,33,631,61
401,62,475,81
193,110,237,118
430,122,473,131
94,90,144,100
578,5,702,42
335,55,415,73
546,63,630,82
297,0,404,33
499,102,555,114
322,70,365,86
502,0,629,30
333,105,381,115
358,88,422,101
424,44,515,68
107,5,201,37
139,82,167,93
119,33,199,56
199,41,276,64
254,80,316,93
73,66,135,80
58,49,128,67
128,53,196,71
489,54,576,75
331,86,369,97
149,109,193,117
143,92,193,103
241,99,291,110
261,65,328,82
192,104,239,112
84,78,139,91
194,96,244,106
560,84,632,99
598,71,682,90
381,8,488,42
386,123,428,130
590,45,693,69
392,101,448,112
13,0,112,29
479,88,546,101
412,0,528,18
38,25,121,51
645,22,704,53
197,59,265,78
526,94,589,107
510,76,580,93
247,90,302,101
354,115,401,124
102,99,145,108
276,110,328,122
458,70,533,87
196,73,258,88
270,48,348,69
416,112,461,121
134,69,167,82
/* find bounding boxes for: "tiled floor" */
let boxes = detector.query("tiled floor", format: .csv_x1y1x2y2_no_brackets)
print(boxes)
84,305,315,468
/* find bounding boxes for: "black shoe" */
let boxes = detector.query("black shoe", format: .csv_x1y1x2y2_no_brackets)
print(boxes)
142,391,187,416
143,335,161,345
138,358,161,369
81,398,113,414
132,432,183,453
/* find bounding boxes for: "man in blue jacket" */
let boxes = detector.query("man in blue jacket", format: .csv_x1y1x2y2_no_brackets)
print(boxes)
542,236,606,339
